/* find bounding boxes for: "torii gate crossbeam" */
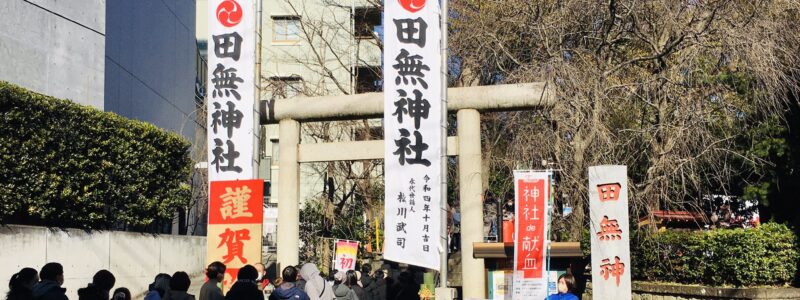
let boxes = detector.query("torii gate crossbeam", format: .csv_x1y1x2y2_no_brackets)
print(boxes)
260,82,552,299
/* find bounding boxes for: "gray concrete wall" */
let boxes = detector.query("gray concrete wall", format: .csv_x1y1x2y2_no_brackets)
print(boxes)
0,0,105,108
105,0,198,139
0,225,206,300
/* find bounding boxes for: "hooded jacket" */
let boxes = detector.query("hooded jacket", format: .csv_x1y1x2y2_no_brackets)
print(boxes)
371,277,385,300
32,281,68,300
298,264,333,300
332,285,357,300
268,283,309,300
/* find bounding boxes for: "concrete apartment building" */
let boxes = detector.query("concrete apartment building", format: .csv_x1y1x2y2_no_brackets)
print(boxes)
257,0,383,249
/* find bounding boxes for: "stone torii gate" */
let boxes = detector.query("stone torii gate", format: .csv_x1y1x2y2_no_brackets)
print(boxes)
260,82,552,299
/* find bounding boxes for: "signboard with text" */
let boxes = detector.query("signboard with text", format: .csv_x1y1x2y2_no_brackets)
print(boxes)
589,165,632,299
207,179,264,291
383,0,443,270
334,240,359,271
512,171,550,299
207,0,257,181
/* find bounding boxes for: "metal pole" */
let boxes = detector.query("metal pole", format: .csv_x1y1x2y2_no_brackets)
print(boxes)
439,0,449,289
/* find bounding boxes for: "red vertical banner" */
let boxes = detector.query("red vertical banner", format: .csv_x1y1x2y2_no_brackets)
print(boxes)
512,171,550,299
207,180,264,291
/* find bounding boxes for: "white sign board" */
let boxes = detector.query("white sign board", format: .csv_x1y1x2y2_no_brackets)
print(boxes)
383,0,442,270
207,0,257,182
589,165,632,299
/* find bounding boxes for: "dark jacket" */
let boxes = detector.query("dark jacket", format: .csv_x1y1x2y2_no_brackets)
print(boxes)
199,280,224,300
546,292,579,300
224,281,262,300
371,278,385,300
164,291,195,300
32,281,68,300
6,287,33,300
358,277,374,300
268,283,309,300
350,285,366,300
77,285,108,300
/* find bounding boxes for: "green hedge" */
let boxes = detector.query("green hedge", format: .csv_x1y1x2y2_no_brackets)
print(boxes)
0,81,192,230
632,223,798,287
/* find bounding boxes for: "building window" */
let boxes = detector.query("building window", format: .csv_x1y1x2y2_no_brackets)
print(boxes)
272,16,301,42
353,7,381,39
355,66,382,94
268,76,303,99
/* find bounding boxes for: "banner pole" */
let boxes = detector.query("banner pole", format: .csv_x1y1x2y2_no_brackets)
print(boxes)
439,0,450,289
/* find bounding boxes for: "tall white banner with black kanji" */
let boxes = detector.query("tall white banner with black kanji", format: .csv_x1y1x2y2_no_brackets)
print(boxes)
207,0,257,182
589,165,632,300
383,0,442,270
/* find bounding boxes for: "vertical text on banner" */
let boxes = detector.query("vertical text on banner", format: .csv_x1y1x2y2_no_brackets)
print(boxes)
589,165,632,300
207,0,257,182
383,0,443,270
512,171,550,299
207,179,264,291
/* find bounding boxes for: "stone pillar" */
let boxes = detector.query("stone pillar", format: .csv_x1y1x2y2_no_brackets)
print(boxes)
277,119,300,268
457,109,486,298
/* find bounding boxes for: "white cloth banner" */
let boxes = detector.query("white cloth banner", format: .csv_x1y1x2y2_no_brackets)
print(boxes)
512,171,550,300
589,165,632,299
383,0,442,270
207,0,257,181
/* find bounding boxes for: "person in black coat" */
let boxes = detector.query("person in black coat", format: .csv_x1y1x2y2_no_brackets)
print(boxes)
225,266,263,300
370,271,385,300
358,266,374,300
32,263,68,300
77,270,116,300
387,272,418,300
7,268,38,300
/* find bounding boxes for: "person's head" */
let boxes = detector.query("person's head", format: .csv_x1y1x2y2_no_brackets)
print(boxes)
153,274,171,297
170,272,190,292
39,263,64,286
8,268,38,291
92,270,116,292
345,270,358,287
206,262,226,281
281,266,298,283
373,270,383,280
557,274,576,294
237,265,258,282
361,264,371,276
254,263,266,280
333,271,345,285
111,288,131,300
298,263,320,281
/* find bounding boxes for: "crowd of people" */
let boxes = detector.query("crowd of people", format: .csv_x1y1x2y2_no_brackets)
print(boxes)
5,261,433,300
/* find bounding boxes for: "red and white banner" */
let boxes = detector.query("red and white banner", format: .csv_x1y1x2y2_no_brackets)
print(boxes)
334,240,359,271
589,165,631,299
207,179,264,291
383,0,443,270
206,0,260,291
512,171,550,299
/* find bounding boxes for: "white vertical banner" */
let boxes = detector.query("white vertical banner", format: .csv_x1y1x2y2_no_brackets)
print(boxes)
512,171,550,300
589,165,632,299
383,0,442,270
207,0,257,182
